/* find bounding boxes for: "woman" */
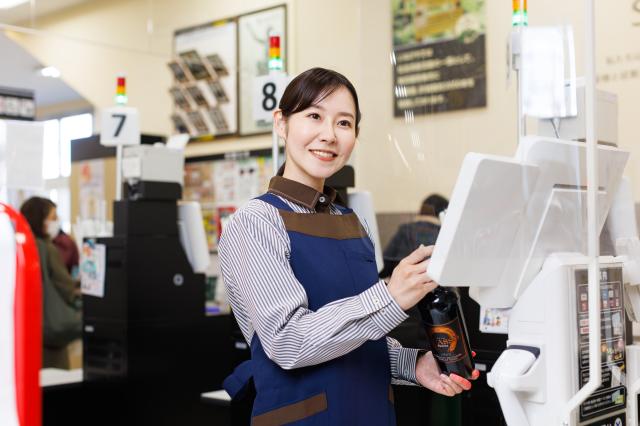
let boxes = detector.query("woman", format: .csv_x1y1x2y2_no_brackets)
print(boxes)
219,68,478,425
20,197,81,368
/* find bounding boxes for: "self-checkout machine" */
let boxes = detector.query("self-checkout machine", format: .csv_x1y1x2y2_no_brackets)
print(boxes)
428,2,639,425
74,77,222,424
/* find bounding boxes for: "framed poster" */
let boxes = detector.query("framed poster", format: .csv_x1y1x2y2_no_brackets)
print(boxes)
391,0,486,117
238,5,287,136
173,19,238,137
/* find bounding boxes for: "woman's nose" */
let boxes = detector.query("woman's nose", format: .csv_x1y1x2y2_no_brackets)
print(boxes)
319,120,336,143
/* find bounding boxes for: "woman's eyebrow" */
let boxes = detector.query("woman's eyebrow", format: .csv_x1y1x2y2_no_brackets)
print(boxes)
338,111,355,119
311,104,355,119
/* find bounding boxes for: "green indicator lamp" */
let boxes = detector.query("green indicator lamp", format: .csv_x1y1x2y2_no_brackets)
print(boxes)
512,0,528,26
115,75,128,105
268,35,283,72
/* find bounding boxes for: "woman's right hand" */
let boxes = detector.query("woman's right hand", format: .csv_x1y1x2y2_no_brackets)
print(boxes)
387,245,437,311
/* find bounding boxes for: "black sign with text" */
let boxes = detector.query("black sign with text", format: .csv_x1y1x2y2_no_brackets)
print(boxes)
0,86,35,121
392,35,486,117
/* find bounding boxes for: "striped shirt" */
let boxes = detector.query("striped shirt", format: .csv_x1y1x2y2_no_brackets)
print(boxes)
218,177,422,384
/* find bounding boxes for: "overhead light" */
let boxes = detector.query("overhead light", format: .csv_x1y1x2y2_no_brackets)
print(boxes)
0,0,29,9
39,66,61,78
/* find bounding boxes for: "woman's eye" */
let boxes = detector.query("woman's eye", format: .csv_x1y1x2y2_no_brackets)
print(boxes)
338,120,352,127
308,113,320,120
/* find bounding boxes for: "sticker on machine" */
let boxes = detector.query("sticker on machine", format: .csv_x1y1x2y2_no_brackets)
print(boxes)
581,412,625,426
80,240,106,298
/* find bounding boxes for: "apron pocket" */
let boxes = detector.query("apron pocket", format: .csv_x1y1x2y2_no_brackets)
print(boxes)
252,392,328,426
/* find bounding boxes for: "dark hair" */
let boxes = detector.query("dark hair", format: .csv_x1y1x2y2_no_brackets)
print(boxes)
20,196,56,239
420,194,449,217
279,67,362,137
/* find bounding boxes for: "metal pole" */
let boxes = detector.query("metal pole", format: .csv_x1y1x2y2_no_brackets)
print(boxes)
562,0,601,422
116,145,123,201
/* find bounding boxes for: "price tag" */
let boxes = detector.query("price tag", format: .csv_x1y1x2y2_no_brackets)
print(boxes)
100,106,140,146
253,74,289,123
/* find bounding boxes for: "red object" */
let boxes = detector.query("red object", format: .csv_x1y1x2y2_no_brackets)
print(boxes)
269,35,280,49
2,203,42,426
216,206,237,241
52,231,80,274
116,76,126,95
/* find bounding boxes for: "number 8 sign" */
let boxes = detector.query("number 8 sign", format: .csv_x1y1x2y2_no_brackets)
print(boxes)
253,74,289,123
100,106,141,147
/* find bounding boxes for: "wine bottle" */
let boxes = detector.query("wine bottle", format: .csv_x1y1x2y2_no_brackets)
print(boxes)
418,286,475,379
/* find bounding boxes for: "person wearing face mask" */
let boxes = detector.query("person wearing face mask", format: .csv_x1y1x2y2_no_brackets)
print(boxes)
20,196,81,368
218,68,479,425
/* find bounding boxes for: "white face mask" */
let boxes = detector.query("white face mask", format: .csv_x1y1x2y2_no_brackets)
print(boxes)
46,220,61,238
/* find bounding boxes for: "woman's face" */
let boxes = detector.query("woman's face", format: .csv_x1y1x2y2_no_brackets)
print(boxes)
276,86,357,191
44,207,58,238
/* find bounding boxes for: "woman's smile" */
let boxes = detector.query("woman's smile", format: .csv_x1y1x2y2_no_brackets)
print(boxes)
309,149,338,161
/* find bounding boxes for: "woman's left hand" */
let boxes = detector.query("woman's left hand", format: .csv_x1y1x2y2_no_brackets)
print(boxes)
415,351,480,396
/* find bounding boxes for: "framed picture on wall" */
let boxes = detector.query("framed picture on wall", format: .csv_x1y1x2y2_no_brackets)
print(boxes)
169,87,192,110
174,18,238,137
206,54,230,77
185,84,210,107
171,113,190,134
178,50,214,80
186,110,210,135
238,5,287,136
167,60,191,83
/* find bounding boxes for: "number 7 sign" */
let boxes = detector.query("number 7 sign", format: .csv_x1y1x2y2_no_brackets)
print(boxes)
100,106,141,146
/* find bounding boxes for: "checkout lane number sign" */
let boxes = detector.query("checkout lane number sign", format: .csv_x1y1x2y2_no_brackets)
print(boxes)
100,106,141,146
252,74,289,123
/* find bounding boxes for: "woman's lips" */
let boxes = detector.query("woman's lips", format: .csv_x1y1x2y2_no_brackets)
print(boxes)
309,149,337,162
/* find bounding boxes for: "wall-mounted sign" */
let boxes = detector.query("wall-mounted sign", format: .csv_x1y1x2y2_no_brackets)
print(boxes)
391,0,487,117
170,5,287,140
0,87,35,121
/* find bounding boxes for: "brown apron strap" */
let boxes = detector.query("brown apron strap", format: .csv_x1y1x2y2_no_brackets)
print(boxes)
277,210,368,240
252,392,328,426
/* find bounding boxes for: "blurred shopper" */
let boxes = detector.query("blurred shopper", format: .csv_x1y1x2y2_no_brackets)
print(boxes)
380,194,448,281
20,196,81,369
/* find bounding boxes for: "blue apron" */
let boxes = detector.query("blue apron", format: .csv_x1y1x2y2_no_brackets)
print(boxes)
224,192,396,425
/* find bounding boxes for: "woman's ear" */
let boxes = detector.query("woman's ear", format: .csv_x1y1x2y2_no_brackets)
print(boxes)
273,109,287,140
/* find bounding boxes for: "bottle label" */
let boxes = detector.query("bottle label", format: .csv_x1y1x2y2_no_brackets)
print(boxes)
426,317,468,364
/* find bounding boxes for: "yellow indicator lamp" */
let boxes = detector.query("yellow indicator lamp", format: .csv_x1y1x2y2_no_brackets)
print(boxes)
115,75,128,105
512,0,528,26
268,35,283,71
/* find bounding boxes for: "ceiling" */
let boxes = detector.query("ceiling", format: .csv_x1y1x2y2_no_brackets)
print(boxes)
0,31,86,108
0,0,91,25
0,0,92,111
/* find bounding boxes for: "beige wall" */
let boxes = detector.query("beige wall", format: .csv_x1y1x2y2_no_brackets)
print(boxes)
9,0,640,213
357,0,640,212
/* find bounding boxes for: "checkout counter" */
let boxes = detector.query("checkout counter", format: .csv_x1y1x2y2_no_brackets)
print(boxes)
43,141,236,425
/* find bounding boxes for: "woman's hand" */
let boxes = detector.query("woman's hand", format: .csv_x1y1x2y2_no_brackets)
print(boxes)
387,245,436,310
415,351,480,396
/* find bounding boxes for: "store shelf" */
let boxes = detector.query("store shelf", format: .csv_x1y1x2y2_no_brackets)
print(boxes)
184,133,276,158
